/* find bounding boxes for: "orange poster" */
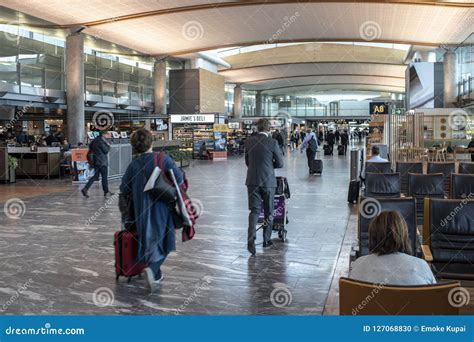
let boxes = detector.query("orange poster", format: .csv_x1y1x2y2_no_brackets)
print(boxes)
72,148,88,162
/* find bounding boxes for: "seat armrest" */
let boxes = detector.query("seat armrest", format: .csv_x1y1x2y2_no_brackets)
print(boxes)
421,244,433,262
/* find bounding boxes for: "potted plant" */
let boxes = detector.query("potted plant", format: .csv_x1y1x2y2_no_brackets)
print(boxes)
8,155,18,183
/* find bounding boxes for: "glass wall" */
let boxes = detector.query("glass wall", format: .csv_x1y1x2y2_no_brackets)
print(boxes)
237,92,405,117
0,25,65,91
458,43,473,101
0,23,161,104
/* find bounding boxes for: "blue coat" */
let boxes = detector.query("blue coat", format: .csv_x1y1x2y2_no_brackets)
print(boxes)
120,152,184,264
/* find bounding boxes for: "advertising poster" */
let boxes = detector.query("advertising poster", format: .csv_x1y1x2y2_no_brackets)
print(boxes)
72,148,94,183
214,131,227,151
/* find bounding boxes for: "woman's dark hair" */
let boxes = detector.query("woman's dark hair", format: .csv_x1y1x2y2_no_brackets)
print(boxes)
368,211,412,256
131,128,153,154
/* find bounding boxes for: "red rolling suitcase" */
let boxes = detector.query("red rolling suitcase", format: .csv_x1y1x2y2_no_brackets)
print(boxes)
114,230,146,282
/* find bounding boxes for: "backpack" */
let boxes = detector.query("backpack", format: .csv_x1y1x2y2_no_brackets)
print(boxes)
308,137,317,152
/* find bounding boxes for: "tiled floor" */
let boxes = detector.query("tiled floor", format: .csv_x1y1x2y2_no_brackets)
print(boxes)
0,148,353,315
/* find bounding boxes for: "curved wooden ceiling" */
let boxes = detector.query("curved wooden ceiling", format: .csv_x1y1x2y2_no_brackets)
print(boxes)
3,1,474,55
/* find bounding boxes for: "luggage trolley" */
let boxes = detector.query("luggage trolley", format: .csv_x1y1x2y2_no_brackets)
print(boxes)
257,177,290,242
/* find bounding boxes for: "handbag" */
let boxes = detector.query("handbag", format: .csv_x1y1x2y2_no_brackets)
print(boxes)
144,152,177,205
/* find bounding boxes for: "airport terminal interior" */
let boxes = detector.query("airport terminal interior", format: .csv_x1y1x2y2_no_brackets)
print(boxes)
0,0,473,315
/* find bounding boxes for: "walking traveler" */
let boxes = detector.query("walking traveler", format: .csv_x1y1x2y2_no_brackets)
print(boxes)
245,119,284,255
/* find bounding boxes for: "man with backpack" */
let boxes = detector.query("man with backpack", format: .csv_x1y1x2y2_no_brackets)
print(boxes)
301,128,319,174
81,131,113,198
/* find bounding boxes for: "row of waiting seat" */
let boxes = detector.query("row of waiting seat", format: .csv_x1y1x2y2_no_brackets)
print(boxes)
356,197,474,280
346,197,473,315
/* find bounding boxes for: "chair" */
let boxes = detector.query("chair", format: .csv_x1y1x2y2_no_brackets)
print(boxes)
451,174,474,199
358,197,416,257
459,162,474,174
396,162,423,195
427,162,455,196
365,162,392,174
364,173,401,198
422,198,474,280
408,173,445,225
339,277,460,315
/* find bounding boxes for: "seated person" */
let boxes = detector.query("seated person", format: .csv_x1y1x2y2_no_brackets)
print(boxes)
198,141,209,160
360,145,388,179
350,211,436,286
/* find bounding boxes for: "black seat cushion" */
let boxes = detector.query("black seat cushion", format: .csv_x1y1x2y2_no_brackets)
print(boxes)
408,173,445,196
365,162,392,174
396,162,423,194
365,172,401,198
358,197,417,257
428,199,474,278
432,262,474,280
451,174,474,199
459,162,474,175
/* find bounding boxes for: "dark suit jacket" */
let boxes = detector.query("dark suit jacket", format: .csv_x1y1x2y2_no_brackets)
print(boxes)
90,136,111,167
245,133,284,188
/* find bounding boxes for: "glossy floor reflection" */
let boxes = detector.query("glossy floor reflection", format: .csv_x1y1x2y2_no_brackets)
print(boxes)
0,149,353,315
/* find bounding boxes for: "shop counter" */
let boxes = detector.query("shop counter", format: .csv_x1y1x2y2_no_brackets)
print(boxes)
8,147,61,179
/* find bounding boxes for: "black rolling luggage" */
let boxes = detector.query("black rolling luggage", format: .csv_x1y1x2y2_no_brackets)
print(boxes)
311,159,323,175
347,179,360,203
323,145,331,156
338,145,344,155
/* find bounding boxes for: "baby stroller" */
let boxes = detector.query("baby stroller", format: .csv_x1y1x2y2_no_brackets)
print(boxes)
257,177,290,242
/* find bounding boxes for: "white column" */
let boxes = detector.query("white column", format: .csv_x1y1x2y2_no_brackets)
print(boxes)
443,51,458,108
233,84,242,119
65,32,85,146
153,60,167,115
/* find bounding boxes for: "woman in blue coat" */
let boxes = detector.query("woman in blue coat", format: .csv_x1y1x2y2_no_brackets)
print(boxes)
120,128,183,292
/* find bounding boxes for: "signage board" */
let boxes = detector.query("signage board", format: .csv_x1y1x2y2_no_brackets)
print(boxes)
213,124,228,132
370,102,389,115
170,114,215,124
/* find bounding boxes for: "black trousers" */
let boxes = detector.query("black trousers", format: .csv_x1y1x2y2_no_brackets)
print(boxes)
84,165,109,193
329,144,334,155
247,186,275,244
306,148,316,171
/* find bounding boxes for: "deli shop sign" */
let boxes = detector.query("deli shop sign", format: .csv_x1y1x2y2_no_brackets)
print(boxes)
170,114,215,124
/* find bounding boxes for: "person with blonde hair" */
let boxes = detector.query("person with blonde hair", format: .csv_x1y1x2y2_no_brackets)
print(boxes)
350,211,436,285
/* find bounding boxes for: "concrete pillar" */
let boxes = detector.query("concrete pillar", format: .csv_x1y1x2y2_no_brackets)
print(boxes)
255,90,262,116
443,51,458,108
65,32,85,146
153,60,167,115
233,84,242,119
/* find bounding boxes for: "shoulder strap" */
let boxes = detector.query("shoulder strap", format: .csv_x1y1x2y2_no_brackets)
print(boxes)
153,152,158,167
159,151,165,170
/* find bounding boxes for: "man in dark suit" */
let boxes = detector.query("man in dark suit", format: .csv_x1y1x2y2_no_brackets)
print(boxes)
245,119,284,255
81,131,113,198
